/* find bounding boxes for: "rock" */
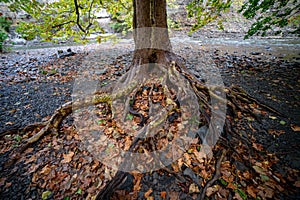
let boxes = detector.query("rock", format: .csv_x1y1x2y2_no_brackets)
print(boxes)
95,69,107,75
11,37,27,45
250,52,261,55
113,71,122,76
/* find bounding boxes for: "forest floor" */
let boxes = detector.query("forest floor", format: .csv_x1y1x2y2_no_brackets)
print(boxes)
0,30,299,199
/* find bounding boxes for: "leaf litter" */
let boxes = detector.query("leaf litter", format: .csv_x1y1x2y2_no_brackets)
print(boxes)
0,44,299,199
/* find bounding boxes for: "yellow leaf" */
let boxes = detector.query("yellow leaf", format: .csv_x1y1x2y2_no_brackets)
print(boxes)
42,191,52,200
189,183,200,193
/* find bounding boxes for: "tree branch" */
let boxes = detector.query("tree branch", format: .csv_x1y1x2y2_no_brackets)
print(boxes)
74,0,87,33
52,20,74,29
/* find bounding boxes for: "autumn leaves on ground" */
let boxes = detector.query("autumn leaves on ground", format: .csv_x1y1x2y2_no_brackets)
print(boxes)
0,41,300,200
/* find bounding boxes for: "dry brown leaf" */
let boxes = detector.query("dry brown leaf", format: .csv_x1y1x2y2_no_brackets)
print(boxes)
206,186,218,197
124,136,132,151
234,191,243,200
160,191,167,200
24,147,34,154
189,183,200,193
253,165,267,175
247,186,257,198
133,173,143,191
24,155,37,164
61,151,74,163
40,165,51,175
144,188,153,198
291,124,300,132
252,143,264,151
168,191,180,200
227,182,237,190
264,187,274,198
268,129,285,136
171,162,180,172
193,150,206,163
294,180,300,187
183,153,192,167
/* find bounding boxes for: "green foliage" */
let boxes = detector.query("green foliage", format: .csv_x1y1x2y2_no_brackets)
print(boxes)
186,0,232,32
6,0,299,42
12,0,133,42
239,0,300,38
104,0,132,34
0,16,12,52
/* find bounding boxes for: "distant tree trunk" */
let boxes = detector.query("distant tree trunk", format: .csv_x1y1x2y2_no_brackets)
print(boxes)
133,0,172,65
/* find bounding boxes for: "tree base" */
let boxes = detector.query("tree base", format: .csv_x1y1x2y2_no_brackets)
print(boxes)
2,55,284,199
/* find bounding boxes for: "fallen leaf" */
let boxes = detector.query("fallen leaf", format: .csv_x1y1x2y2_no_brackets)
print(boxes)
189,183,200,193
61,151,74,163
206,186,218,197
76,188,82,195
264,187,274,198
253,165,267,175
268,129,285,136
40,165,51,175
42,191,52,200
234,188,247,200
269,116,277,120
193,150,206,163
144,188,153,198
168,192,180,200
252,143,264,151
279,120,286,125
260,174,270,182
247,186,257,198
160,191,167,200
294,180,300,187
133,173,142,191
291,124,300,132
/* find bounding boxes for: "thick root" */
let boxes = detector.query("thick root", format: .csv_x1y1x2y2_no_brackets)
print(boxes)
6,94,112,167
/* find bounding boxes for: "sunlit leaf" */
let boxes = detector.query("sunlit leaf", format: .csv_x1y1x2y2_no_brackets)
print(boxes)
234,188,247,200
75,188,82,195
42,191,52,200
279,120,286,125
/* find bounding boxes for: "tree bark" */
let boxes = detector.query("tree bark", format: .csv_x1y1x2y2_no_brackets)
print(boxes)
133,0,172,65
95,1,173,199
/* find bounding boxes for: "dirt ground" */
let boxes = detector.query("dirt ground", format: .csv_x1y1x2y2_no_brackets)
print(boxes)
0,31,299,199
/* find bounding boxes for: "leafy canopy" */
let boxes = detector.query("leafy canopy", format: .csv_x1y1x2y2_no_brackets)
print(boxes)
2,0,299,42
8,0,132,42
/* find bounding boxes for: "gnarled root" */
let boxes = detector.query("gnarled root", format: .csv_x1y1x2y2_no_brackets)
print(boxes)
5,94,112,167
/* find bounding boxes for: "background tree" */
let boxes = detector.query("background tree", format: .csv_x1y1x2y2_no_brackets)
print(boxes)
6,0,299,42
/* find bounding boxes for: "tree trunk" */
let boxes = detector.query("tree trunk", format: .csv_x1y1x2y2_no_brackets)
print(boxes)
133,0,172,65
95,1,174,199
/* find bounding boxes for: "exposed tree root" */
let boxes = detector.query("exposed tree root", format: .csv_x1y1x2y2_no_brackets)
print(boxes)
5,94,113,167
199,149,227,200
3,54,284,199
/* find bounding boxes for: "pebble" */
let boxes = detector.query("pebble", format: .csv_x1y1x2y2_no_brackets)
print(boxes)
95,69,107,75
